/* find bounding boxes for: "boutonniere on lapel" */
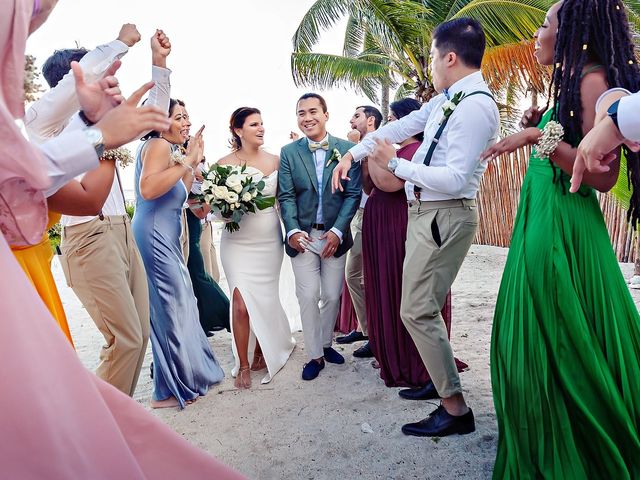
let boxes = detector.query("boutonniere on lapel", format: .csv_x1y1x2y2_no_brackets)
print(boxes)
440,91,465,125
326,147,342,167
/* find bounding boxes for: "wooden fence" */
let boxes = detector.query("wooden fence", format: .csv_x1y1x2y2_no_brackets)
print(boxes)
475,146,638,263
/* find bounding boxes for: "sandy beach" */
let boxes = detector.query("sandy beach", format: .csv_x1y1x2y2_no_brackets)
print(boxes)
53,235,640,480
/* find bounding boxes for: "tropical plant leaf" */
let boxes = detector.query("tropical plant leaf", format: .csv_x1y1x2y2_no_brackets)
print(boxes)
482,41,549,95
450,0,553,46
292,0,353,53
291,52,390,100
343,14,365,56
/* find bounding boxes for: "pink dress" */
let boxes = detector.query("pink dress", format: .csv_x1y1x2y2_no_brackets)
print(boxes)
0,235,245,479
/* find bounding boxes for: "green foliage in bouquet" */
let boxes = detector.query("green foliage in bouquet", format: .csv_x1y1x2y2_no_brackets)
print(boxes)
199,163,276,233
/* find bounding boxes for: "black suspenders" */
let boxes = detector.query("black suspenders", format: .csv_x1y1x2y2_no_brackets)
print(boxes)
413,91,495,198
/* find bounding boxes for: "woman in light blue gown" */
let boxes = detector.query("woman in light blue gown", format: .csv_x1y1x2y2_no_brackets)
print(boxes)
132,99,224,408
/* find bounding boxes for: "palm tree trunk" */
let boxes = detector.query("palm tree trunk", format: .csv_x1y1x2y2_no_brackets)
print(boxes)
380,81,389,123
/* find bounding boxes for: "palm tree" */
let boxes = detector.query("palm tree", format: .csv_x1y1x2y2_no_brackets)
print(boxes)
291,0,553,121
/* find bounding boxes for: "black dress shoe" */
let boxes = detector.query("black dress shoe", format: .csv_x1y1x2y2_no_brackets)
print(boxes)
398,381,440,400
353,342,374,358
302,359,325,380
336,330,368,344
401,405,475,437
323,347,345,364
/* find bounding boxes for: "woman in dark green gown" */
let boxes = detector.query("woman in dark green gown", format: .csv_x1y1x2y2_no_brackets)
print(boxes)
482,1,640,477
185,205,230,334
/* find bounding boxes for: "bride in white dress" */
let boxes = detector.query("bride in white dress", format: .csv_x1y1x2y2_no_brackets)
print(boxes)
217,107,295,389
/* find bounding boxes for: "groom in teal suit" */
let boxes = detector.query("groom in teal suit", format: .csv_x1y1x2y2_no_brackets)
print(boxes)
278,93,362,381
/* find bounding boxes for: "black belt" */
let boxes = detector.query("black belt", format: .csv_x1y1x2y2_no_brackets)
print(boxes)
311,223,325,230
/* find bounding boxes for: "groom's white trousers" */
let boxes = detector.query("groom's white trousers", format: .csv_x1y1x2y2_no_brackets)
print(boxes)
291,230,347,360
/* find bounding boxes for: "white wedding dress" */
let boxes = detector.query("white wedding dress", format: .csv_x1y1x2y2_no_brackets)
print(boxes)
220,167,296,383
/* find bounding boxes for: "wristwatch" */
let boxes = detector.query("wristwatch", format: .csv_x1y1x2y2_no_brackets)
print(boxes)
78,110,95,127
83,127,105,159
607,100,620,131
387,157,399,173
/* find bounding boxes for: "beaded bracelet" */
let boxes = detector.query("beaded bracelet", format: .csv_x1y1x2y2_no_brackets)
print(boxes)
534,121,564,159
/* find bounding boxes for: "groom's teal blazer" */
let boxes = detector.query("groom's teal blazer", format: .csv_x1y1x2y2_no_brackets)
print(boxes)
278,135,361,258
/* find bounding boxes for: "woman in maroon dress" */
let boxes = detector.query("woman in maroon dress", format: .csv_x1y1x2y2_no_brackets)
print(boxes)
362,99,466,388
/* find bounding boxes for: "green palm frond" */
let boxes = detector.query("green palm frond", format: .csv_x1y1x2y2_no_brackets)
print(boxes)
291,52,390,101
393,82,418,101
450,0,553,47
343,14,365,56
292,0,353,52
482,41,549,95
611,151,633,210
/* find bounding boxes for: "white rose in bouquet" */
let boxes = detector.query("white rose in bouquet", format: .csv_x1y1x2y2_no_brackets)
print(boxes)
212,185,229,199
205,194,214,204
226,174,243,190
251,190,258,198
202,179,214,191
225,191,239,204
233,184,243,194
235,203,241,208
241,192,252,202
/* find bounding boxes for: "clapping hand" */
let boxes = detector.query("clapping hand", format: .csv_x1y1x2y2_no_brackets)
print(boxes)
289,131,300,141
72,60,124,124
95,81,171,149
186,126,206,167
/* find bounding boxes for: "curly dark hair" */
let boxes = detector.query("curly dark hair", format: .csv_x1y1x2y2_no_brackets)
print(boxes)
547,0,640,225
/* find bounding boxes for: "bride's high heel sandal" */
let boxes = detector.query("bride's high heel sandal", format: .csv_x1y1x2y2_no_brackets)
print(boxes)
250,353,267,371
234,367,251,389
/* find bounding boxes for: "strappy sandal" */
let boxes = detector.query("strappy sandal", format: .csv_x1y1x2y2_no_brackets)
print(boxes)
250,353,267,371
234,366,251,389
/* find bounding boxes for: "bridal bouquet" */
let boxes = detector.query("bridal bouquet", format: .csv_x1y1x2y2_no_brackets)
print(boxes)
199,163,275,233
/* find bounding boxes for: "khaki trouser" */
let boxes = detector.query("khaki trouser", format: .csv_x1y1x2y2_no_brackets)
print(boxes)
345,208,367,335
60,215,150,396
401,199,478,398
200,220,220,283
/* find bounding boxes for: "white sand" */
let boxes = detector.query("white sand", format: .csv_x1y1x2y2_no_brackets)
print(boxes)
53,238,640,480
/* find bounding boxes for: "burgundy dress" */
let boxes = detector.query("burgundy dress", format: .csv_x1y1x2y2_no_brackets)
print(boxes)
336,282,359,334
362,142,467,387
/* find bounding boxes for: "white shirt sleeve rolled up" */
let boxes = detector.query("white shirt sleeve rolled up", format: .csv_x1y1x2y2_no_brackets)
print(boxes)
618,92,640,142
24,39,129,145
348,101,436,162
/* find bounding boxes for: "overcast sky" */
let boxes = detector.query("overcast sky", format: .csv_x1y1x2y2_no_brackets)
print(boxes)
26,0,375,194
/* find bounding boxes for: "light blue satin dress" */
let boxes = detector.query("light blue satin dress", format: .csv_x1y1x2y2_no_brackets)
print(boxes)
132,142,224,408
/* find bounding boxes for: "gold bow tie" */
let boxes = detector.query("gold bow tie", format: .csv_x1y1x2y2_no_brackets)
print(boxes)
308,140,329,152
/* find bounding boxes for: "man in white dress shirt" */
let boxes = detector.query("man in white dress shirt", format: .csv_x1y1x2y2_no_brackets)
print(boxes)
336,106,382,358
332,18,499,436
26,26,172,396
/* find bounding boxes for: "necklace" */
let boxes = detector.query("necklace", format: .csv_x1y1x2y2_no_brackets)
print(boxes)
234,150,262,168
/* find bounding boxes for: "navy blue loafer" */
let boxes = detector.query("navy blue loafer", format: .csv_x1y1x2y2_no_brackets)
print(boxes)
302,359,325,380
323,347,345,364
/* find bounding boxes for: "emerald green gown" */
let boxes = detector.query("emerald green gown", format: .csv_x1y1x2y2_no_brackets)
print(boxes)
491,110,640,479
